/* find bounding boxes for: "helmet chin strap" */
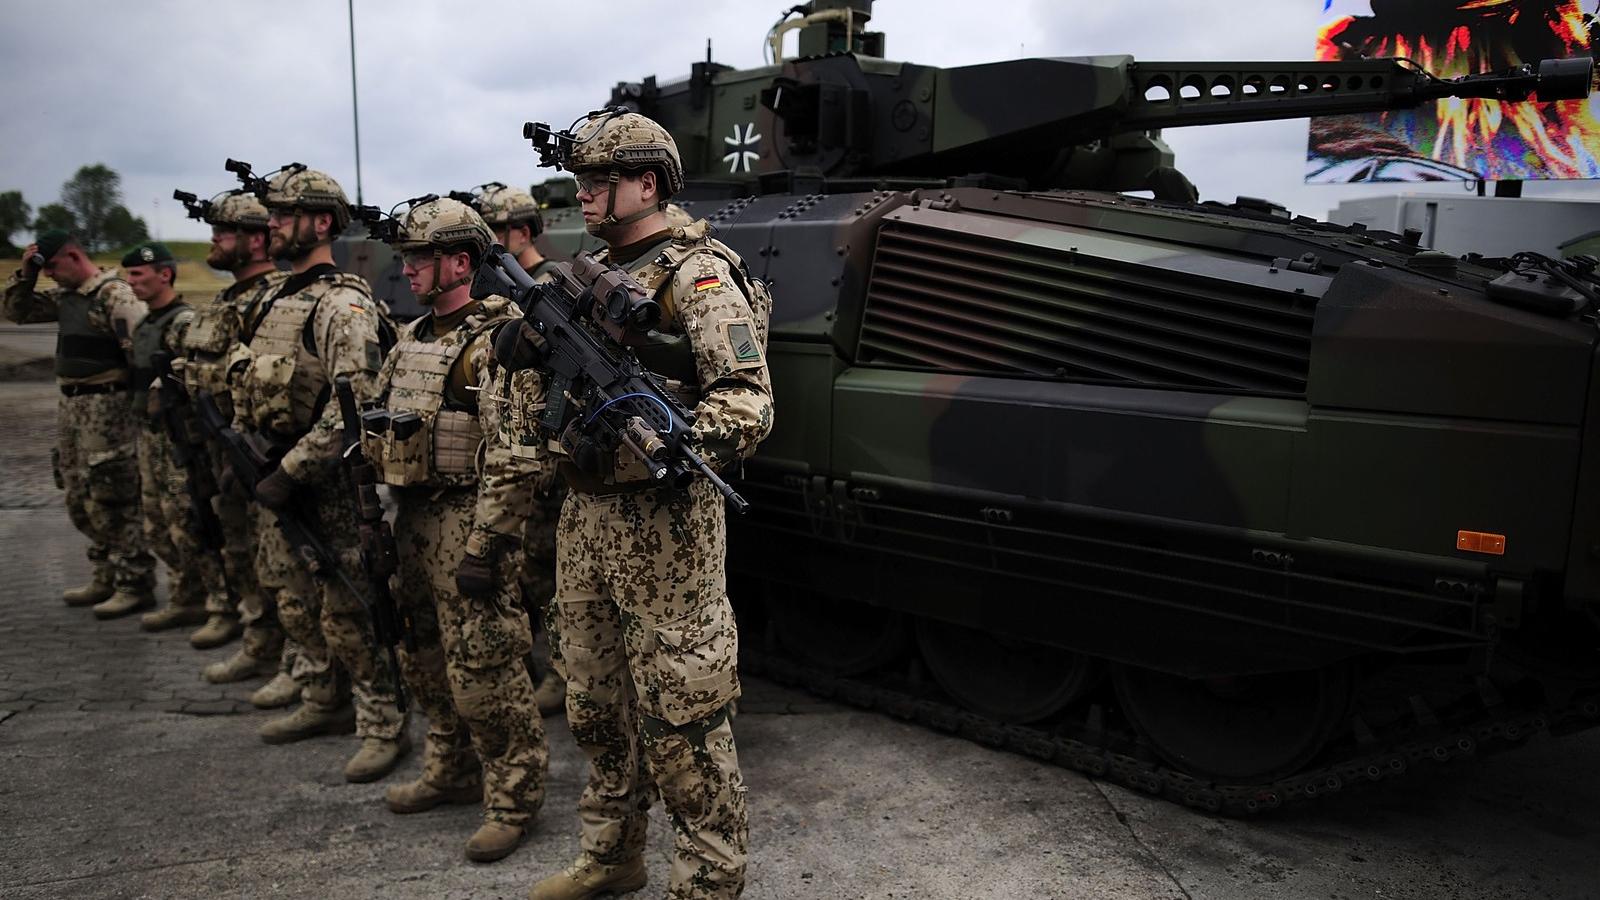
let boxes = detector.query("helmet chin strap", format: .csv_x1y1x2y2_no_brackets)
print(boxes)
418,250,472,304
585,170,662,238
230,227,257,269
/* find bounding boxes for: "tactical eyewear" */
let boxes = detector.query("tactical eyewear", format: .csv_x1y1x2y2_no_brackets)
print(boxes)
401,251,438,270
573,172,616,196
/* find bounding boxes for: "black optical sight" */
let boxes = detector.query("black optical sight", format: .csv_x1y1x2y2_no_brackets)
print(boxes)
173,189,212,221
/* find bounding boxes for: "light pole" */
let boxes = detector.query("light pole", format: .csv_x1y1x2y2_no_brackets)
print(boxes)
347,0,364,206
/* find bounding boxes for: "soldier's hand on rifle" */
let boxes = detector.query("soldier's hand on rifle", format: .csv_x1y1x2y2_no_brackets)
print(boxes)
559,420,610,478
256,468,300,510
491,320,547,373
455,551,497,599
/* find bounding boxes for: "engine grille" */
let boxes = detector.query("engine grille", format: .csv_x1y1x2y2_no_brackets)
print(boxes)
859,218,1315,394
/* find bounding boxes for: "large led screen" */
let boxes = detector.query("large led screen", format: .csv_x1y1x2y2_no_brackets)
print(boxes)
1307,1,1599,183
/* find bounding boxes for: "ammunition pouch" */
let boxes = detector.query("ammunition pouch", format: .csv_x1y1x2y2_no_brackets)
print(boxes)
432,409,481,479
240,352,307,436
359,406,483,488
360,409,429,487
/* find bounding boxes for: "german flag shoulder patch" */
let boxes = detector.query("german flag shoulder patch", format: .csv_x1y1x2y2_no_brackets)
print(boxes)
693,275,721,292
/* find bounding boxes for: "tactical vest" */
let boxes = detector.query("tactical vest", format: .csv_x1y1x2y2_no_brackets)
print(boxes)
561,225,773,491
362,297,515,489
129,300,188,418
182,272,286,416
55,278,131,380
234,272,373,437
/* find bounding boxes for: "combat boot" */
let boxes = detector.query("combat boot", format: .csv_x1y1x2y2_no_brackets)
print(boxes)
62,575,114,607
528,853,647,900
343,734,412,783
249,671,301,708
189,614,242,649
466,820,525,863
258,703,356,745
385,777,482,814
92,590,155,620
140,605,208,632
533,669,567,716
202,648,276,684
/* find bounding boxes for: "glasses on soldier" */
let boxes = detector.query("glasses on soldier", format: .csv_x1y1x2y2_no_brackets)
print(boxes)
401,251,437,271
267,207,299,223
573,172,615,196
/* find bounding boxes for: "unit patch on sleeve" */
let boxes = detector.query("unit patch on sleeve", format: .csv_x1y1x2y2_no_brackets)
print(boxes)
720,319,763,371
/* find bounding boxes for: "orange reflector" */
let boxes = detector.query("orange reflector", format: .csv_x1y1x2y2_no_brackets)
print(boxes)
1456,530,1507,555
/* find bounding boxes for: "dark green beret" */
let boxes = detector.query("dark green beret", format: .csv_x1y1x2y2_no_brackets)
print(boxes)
121,242,177,268
35,229,74,262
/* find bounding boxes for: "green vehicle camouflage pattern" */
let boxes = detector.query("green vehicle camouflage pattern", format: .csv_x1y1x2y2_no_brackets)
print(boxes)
533,0,1600,811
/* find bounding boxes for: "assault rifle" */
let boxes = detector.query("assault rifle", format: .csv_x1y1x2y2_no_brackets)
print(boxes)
473,246,749,513
334,376,411,711
149,352,233,565
190,388,360,600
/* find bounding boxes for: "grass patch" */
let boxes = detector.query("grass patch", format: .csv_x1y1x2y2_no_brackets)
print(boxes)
0,241,232,301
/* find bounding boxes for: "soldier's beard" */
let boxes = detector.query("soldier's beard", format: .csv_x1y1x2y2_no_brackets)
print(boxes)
269,223,315,263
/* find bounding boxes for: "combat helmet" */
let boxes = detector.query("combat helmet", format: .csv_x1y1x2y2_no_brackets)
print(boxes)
471,182,544,236
567,110,686,197
394,197,493,302
207,190,271,230
556,110,684,236
262,165,353,230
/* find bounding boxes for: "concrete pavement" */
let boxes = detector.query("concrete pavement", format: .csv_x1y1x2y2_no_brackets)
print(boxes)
1,370,1596,900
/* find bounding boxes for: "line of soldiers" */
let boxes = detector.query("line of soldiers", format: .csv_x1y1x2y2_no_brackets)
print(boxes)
4,111,771,900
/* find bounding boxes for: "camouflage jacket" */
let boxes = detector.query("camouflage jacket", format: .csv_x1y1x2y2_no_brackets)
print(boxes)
370,297,540,556
3,267,146,385
179,269,288,409
231,267,385,481
600,218,775,474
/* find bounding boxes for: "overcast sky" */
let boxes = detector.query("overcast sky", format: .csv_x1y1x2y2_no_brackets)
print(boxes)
2,0,1595,243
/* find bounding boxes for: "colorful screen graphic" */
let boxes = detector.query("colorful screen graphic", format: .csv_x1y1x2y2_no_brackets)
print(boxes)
1307,1,1600,183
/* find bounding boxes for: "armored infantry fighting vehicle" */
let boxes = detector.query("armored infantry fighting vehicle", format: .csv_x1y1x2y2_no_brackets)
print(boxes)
540,0,1600,811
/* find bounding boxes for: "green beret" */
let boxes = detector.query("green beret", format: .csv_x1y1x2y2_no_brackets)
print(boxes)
35,229,74,262
121,242,177,268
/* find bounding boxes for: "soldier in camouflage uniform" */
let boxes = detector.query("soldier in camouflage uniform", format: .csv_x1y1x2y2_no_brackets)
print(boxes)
121,242,228,633
177,188,298,679
234,164,408,782
4,230,154,616
468,182,568,717
358,197,549,862
510,111,774,900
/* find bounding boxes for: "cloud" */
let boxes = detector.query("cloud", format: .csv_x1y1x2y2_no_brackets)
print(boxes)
1,0,1593,242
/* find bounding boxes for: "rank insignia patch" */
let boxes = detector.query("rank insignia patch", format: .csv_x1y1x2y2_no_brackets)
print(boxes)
727,322,760,362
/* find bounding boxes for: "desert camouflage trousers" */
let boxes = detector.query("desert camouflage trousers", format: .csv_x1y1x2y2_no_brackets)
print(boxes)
252,473,403,740
205,443,280,660
137,425,227,611
393,485,548,826
555,478,748,900
56,391,153,592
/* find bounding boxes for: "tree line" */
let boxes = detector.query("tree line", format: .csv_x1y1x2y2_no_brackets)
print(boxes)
0,164,151,256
